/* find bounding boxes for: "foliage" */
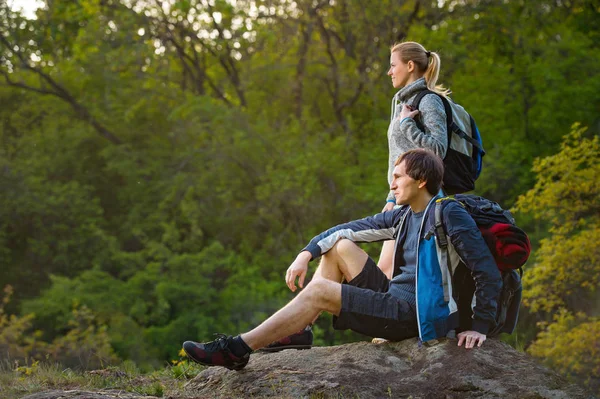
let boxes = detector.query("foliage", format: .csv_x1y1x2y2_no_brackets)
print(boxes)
44,305,119,370
515,125,599,314
1,284,118,370
527,310,600,392
514,124,599,389
0,286,37,361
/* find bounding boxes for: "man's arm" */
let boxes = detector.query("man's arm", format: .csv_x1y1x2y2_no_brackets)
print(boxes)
443,202,503,336
301,207,407,261
284,209,405,292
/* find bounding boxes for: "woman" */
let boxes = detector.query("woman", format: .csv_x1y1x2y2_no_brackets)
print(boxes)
378,41,450,279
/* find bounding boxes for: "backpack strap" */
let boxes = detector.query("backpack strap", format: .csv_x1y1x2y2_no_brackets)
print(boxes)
434,197,450,249
433,196,459,247
411,89,435,111
412,90,454,148
432,197,456,302
451,120,485,151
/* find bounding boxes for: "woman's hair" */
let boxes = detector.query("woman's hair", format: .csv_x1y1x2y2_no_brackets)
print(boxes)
395,149,444,195
390,41,450,97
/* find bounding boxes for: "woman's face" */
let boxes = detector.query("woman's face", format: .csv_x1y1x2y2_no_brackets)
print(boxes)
387,52,412,89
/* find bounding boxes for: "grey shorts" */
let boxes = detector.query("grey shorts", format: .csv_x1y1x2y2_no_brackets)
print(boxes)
333,257,419,341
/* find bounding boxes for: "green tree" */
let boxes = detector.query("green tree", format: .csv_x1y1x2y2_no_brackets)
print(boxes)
514,124,599,390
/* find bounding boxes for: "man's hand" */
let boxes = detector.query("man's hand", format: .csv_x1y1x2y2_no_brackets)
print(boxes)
285,251,311,292
457,331,486,349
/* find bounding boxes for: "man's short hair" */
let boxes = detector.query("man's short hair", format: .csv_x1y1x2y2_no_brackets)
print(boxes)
395,149,444,195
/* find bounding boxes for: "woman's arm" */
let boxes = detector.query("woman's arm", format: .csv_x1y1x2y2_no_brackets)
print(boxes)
391,94,448,158
386,93,448,202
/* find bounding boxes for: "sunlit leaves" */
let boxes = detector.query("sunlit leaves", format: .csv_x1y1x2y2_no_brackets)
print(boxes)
514,125,599,389
528,311,600,390
515,124,599,235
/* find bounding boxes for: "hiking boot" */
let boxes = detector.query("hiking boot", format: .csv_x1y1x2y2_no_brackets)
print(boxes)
260,326,313,352
183,334,250,371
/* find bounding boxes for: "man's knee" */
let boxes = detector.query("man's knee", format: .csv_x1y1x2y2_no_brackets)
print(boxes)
333,239,363,258
302,279,338,308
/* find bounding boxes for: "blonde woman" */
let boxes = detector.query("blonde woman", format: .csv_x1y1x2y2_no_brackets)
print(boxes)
378,42,449,279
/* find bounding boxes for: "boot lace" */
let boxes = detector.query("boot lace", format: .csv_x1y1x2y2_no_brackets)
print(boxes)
205,333,232,353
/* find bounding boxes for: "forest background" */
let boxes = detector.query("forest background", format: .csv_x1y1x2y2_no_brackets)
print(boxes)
0,0,598,393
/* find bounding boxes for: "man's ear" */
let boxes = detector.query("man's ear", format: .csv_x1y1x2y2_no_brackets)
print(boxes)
418,180,427,189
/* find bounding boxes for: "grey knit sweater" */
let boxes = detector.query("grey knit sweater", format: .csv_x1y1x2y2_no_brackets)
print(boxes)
386,78,448,201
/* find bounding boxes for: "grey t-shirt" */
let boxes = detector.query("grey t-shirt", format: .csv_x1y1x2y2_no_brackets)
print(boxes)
387,209,424,310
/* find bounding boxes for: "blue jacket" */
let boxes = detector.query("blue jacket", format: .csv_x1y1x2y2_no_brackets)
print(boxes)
302,195,503,342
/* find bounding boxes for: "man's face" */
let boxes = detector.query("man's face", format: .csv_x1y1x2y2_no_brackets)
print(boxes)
390,161,425,205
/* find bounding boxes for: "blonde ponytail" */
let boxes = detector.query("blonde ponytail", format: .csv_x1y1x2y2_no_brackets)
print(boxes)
424,51,450,97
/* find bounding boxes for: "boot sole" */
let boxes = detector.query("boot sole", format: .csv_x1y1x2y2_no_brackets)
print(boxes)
183,347,248,371
258,345,312,353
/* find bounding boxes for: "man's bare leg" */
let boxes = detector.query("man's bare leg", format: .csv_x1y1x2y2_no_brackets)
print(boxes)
241,278,340,349
303,239,368,326
243,239,368,350
312,239,369,283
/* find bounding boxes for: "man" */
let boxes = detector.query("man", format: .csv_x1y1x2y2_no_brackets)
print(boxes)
183,149,502,371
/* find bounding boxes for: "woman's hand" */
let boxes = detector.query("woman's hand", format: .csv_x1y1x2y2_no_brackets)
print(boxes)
382,201,395,212
399,104,419,120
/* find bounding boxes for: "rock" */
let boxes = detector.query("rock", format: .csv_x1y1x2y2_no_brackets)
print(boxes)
20,390,159,399
184,338,595,399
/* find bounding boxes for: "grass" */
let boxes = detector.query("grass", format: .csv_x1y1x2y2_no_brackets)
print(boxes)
0,357,206,399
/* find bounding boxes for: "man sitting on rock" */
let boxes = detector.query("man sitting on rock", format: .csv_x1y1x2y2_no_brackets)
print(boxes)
182,149,502,371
